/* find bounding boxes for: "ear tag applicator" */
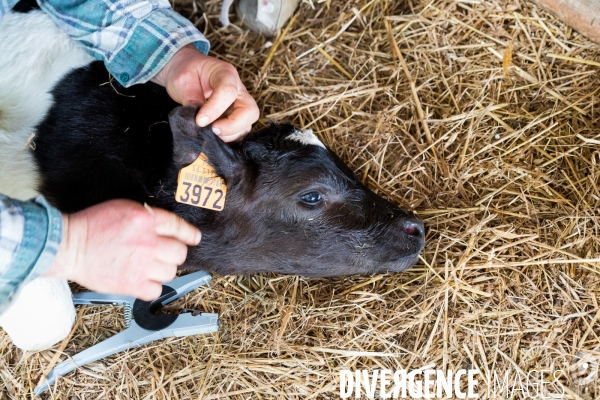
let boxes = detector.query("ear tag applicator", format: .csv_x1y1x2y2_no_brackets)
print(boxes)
34,271,219,395
175,153,227,211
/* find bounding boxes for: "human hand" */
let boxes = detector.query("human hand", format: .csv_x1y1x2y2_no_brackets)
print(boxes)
151,45,260,142
43,200,201,301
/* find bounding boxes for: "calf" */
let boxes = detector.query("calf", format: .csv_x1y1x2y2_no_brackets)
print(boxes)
0,7,424,350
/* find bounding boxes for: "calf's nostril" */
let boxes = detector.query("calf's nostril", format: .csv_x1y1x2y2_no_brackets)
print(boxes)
405,224,421,237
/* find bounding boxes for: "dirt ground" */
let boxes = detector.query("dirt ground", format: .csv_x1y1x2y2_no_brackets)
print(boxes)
2,0,600,398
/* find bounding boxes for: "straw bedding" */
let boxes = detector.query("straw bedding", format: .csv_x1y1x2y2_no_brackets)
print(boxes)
2,0,600,398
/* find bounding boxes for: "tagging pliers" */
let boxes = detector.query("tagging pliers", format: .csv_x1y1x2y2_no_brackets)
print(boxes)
34,270,219,396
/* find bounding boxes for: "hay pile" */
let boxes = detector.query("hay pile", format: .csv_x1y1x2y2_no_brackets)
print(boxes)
2,0,600,398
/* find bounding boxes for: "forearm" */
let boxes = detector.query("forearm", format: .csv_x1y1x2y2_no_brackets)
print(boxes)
37,0,210,86
0,195,62,314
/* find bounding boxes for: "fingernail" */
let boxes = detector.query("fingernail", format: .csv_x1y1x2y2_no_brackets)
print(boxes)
212,126,221,135
197,116,209,127
195,231,202,244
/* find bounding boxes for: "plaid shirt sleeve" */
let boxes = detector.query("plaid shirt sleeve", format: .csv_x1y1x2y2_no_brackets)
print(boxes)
35,0,210,87
0,0,14,21
0,195,63,315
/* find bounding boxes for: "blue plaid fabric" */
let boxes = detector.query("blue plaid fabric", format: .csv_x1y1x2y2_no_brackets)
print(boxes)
0,196,62,315
0,0,210,86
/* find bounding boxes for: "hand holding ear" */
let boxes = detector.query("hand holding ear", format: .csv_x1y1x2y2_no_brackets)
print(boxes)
43,200,201,301
151,45,259,142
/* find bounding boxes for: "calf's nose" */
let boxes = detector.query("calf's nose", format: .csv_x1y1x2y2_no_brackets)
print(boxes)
385,208,425,242
400,217,425,244
404,221,422,237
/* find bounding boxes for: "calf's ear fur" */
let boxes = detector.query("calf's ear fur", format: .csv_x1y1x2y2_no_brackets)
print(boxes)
168,106,242,180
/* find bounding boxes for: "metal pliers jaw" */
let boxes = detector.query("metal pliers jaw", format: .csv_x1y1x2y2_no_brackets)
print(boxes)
34,271,219,396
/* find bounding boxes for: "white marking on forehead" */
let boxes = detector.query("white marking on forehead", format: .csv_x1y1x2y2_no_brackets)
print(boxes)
286,128,326,149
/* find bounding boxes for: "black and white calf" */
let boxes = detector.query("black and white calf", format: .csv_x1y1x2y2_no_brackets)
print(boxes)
0,6,425,350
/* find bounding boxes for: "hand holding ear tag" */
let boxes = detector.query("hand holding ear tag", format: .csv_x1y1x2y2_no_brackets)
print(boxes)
175,153,227,211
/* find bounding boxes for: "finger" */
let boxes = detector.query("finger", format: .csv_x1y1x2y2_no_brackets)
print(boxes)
151,208,201,245
153,237,189,266
211,90,259,139
134,280,164,301
195,71,241,128
218,125,252,143
145,260,179,283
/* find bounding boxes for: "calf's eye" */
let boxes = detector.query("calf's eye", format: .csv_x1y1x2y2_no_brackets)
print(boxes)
300,192,323,205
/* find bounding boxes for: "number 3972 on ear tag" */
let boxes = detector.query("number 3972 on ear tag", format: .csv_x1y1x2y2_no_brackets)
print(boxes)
175,153,227,211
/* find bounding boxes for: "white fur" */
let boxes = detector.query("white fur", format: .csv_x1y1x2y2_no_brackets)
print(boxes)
0,278,76,350
0,11,93,350
0,11,93,200
286,128,326,149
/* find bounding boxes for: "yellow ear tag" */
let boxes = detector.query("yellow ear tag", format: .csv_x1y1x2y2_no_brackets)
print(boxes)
175,153,227,211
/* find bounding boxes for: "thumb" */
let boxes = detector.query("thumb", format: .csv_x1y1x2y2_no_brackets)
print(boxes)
165,71,207,109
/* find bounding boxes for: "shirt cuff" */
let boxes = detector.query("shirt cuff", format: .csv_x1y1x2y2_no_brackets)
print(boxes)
28,197,63,279
0,197,62,315
107,8,210,87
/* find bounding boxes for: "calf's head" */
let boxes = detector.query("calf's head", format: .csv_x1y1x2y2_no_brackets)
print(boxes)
165,106,425,277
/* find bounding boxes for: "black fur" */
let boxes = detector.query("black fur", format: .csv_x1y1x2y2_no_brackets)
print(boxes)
13,0,40,13
35,61,177,212
33,62,425,277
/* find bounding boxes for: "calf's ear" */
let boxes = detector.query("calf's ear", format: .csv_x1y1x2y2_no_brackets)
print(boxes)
168,106,242,180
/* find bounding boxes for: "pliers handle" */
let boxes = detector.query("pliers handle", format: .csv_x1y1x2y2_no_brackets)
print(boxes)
34,271,218,396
